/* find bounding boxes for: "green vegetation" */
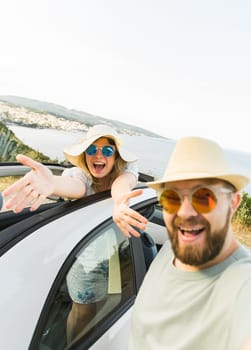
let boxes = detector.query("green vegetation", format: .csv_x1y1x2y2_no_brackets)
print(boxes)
234,192,251,226
0,121,57,163
232,192,251,248
0,176,20,192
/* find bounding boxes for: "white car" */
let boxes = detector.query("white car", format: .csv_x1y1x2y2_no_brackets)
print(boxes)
0,165,167,350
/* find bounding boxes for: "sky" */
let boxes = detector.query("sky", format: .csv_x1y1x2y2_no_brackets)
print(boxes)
1,0,251,153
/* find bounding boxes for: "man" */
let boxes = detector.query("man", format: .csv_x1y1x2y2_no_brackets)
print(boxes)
128,136,251,350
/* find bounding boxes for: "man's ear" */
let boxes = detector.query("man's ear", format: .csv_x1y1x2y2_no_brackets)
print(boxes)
231,192,242,213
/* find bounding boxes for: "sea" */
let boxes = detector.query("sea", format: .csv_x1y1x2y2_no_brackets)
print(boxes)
8,124,251,194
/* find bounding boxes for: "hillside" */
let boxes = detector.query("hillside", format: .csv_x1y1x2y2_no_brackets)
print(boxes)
0,95,164,138
0,121,54,163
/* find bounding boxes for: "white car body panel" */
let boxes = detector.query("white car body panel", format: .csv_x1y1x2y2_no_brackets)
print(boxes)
0,188,158,349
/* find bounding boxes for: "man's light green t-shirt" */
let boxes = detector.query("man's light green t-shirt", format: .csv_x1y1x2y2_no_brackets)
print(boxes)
129,241,251,350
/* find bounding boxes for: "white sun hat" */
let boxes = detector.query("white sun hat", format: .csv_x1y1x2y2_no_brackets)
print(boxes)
63,124,138,168
147,136,250,192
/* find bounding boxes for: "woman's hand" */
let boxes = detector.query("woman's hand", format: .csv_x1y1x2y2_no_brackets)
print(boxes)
2,154,55,213
112,189,148,238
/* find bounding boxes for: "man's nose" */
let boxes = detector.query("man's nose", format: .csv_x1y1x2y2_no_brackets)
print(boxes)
177,195,198,217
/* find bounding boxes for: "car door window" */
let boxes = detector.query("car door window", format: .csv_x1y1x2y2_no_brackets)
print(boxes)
37,222,134,350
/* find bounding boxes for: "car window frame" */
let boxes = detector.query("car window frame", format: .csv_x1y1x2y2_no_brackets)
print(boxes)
28,196,161,350
29,217,138,350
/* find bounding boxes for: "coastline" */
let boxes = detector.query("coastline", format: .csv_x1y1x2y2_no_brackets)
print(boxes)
7,124,251,194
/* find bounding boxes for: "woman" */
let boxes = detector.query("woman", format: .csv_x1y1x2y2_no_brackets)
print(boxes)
3,124,148,344
2,124,148,237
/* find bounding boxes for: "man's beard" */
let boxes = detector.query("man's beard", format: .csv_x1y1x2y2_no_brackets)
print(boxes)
167,208,231,266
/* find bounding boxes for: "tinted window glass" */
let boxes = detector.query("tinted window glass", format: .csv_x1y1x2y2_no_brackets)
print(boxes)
38,223,134,350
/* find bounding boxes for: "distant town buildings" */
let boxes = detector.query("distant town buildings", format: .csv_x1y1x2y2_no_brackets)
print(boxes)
0,102,88,132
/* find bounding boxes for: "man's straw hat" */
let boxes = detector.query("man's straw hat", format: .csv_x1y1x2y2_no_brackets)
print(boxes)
147,136,249,192
63,124,137,168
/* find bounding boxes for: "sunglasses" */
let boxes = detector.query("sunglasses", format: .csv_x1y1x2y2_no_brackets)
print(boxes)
159,186,232,214
86,144,116,157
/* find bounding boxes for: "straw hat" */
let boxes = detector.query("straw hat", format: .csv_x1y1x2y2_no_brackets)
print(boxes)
147,136,250,192
63,124,137,168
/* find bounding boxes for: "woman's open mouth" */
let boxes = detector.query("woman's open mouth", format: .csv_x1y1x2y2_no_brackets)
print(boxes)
93,162,105,170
